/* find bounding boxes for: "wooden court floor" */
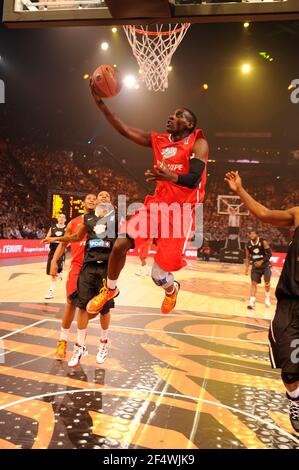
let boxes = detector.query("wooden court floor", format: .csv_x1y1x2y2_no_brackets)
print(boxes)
0,256,298,449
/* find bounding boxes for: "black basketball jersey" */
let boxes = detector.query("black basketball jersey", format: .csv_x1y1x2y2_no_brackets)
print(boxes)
246,238,270,267
49,224,66,251
83,210,117,264
276,226,299,299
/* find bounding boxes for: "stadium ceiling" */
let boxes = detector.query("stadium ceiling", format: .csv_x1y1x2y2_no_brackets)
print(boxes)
3,0,299,28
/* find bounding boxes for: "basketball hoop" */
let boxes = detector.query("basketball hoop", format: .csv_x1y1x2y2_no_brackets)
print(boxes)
123,23,190,92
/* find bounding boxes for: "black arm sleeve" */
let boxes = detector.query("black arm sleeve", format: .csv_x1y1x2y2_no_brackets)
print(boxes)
176,159,205,189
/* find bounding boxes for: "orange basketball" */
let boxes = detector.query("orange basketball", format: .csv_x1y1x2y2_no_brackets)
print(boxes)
91,64,122,98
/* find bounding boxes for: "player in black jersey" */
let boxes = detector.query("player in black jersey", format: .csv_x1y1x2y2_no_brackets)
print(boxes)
45,214,67,299
225,170,299,432
42,191,115,367
245,230,272,309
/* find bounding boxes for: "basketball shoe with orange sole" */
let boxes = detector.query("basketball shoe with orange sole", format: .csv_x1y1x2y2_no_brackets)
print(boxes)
161,281,180,314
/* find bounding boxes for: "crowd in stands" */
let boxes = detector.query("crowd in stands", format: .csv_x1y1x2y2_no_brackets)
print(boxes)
0,139,296,251
0,140,48,239
203,174,291,248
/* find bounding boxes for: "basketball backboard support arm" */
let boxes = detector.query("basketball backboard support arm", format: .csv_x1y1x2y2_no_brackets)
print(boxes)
3,0,299,28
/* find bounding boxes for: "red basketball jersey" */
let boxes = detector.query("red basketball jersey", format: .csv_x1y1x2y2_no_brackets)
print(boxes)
150,129,208,205
70,215,86,266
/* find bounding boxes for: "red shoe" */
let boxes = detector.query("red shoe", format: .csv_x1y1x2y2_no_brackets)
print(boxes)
86,281,119,315
161,281,180,314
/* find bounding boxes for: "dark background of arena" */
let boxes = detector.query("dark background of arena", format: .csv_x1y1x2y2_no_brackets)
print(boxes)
0,6,299,254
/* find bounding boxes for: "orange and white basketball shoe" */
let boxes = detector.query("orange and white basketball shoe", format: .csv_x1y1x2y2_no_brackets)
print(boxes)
86,281,119,315
161,281,180,314
55,340,67,360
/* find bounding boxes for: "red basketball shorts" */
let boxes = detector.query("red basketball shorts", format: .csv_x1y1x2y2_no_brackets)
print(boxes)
121,201,195,273
66,262,82,304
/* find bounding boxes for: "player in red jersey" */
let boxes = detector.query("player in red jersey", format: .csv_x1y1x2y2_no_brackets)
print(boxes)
52,193,97,360
87,87,209,315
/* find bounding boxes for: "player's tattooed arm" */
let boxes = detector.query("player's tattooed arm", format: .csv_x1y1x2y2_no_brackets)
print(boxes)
90,81,151,147
224,171,295,227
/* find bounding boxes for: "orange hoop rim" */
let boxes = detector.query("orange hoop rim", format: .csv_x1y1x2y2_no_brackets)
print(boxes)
125,23,190,37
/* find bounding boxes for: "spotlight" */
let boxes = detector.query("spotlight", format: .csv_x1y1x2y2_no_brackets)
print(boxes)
101,42,109,51
242,63,251,74
123,75,137,88
83,73,90,80
202,83,208,91
112,27,118,33
244,22,250,28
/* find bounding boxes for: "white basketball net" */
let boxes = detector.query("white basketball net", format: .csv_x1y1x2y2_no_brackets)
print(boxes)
123,23,190,92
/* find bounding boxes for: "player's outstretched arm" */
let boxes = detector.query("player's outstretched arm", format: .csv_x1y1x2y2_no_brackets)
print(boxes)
42,224,86,244
90,82,151,147
224,171,295,227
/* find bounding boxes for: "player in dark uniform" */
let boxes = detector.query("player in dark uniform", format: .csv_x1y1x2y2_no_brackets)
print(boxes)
245,230,272,309
42,192,115,367
225,170,299,432
45,213,67,299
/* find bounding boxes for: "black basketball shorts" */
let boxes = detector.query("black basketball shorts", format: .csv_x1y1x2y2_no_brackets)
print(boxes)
269,297,299,374
68,261,114,314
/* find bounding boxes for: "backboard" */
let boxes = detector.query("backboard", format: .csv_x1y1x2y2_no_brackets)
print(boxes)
3,0,299,28
217,195,249,216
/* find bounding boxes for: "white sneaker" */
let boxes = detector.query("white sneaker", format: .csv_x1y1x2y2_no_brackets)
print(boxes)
45,290,54,299
68,343,88,368
135,266,150,276
265,297,271,308
96,341,108,365
247,299,255,310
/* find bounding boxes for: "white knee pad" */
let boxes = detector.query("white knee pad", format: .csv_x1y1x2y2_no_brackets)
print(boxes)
151,262,174,288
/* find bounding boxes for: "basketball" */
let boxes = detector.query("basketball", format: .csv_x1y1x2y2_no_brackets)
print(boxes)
91,64,122,98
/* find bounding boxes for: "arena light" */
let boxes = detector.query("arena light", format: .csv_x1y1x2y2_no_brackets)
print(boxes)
101,42,109,51
168,65,173,72
83,73,90,80
202,83,209,91
111,27,118,33
259,51,274,62
244,22,250,28
242,63,251,74
123,75,137,89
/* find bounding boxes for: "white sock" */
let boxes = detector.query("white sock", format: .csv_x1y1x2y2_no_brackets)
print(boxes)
49,281,56,292
287,387,299,399
265,292,270,299
250,296,256,302
107,278,117,290
60,328,69,341
101,328,109,342
77,328,87,347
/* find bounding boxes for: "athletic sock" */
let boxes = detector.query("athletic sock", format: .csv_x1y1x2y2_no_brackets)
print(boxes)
101,328,109,342
265,292,271,299
59,328,69,341
287,387,299,399
77,328,87,347
250,296,256,302
49,281,56,292
107,278,117,290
